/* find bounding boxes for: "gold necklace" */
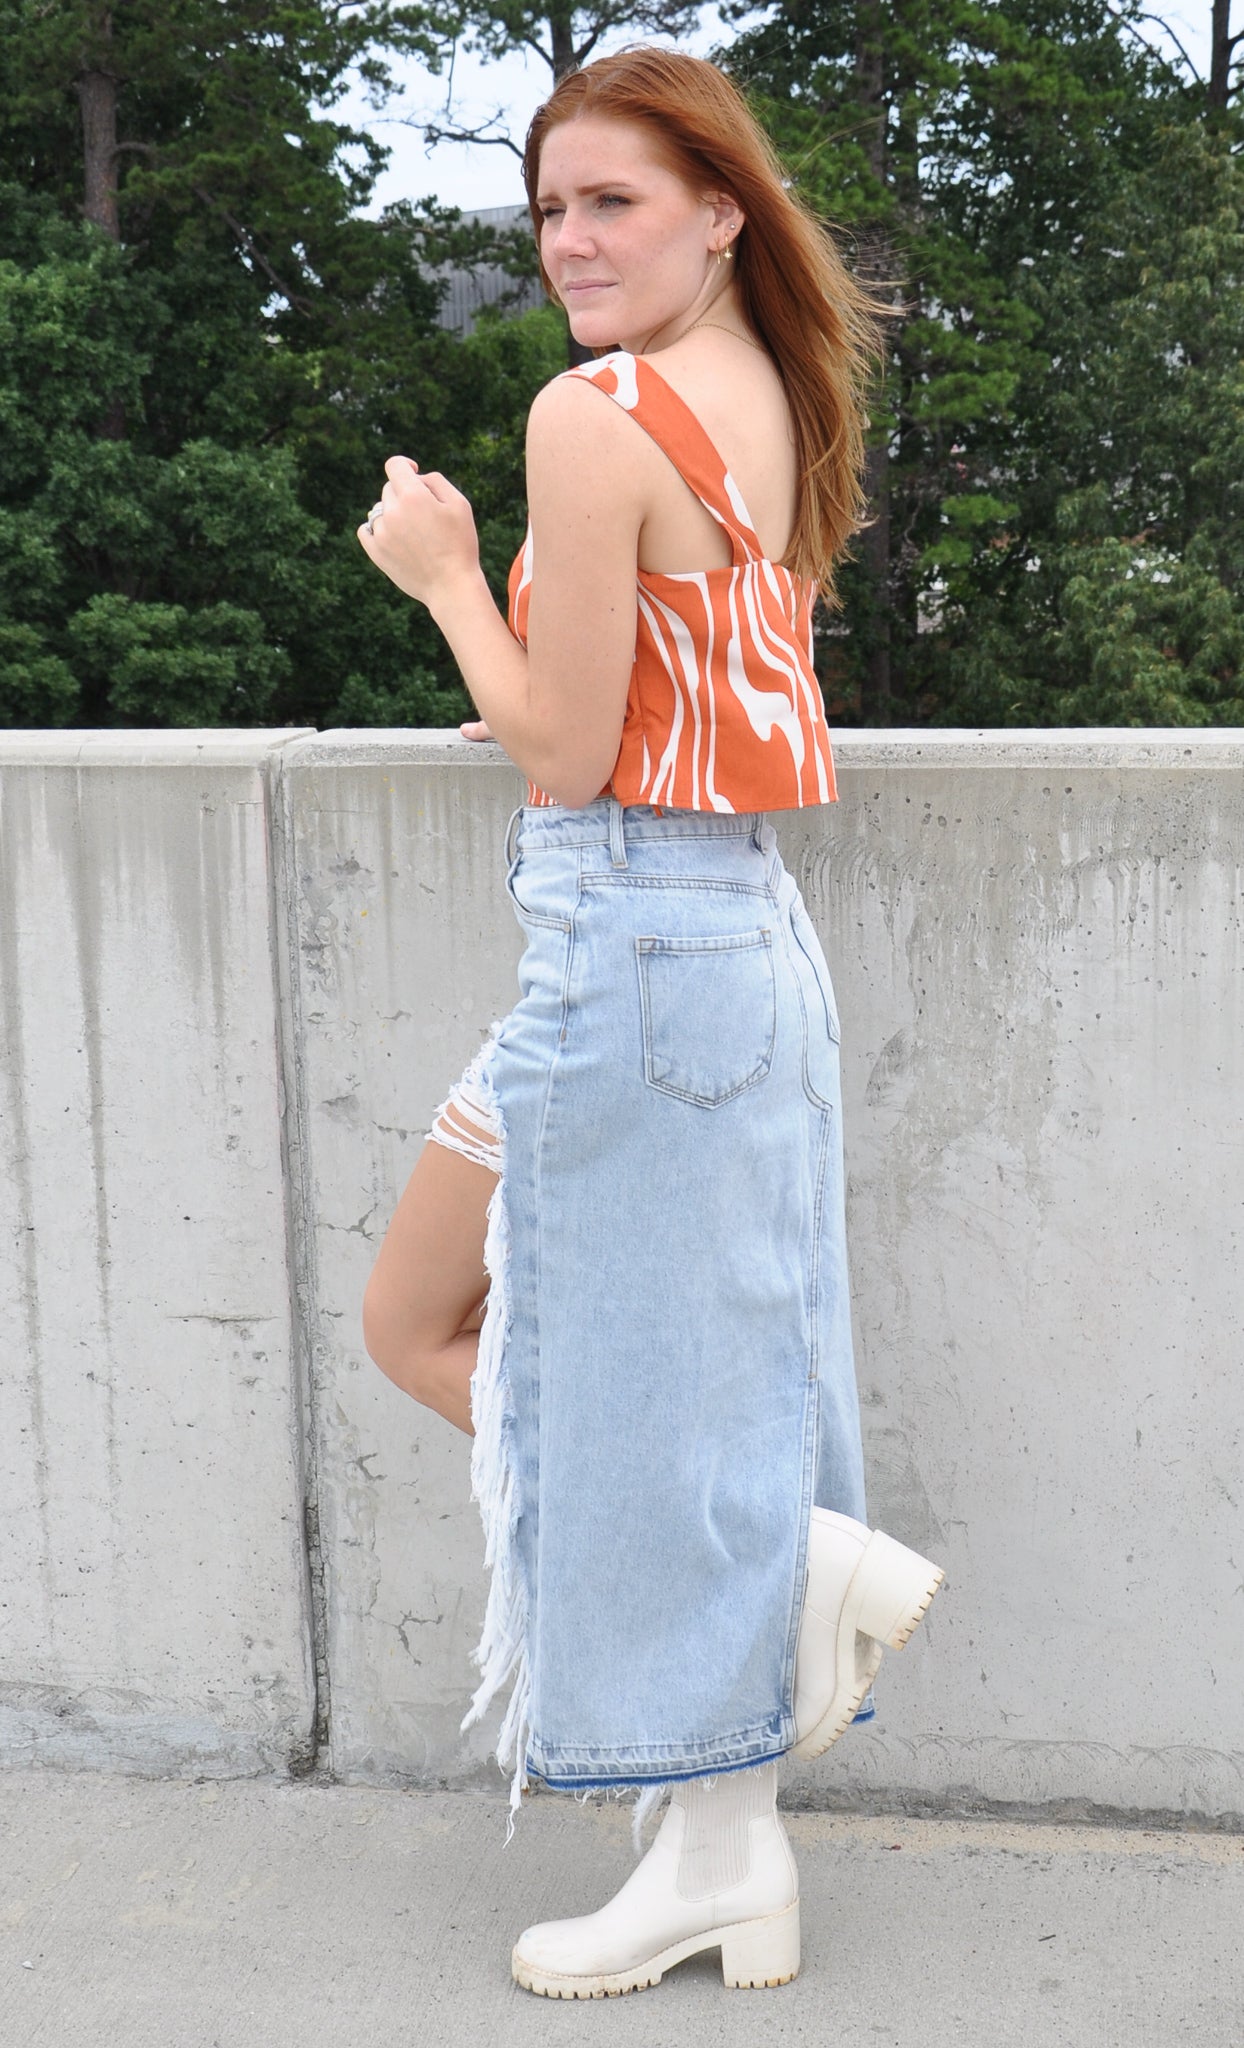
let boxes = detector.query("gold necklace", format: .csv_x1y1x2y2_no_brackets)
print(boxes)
683,319,768,354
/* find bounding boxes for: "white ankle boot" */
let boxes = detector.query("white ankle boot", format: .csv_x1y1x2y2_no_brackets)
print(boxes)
791,1509,945,1761
511,1760,799,1998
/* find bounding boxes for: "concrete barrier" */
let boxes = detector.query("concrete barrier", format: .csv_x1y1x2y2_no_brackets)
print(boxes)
0,733,319,1775
3,730,1241,1824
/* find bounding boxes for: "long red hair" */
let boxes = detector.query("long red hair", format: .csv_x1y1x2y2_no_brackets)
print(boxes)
521,45,887,603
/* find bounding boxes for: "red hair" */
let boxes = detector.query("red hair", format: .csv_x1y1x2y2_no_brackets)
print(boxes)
521,45,888,603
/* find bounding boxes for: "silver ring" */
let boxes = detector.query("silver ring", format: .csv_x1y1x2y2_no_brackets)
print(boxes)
366,500,384,534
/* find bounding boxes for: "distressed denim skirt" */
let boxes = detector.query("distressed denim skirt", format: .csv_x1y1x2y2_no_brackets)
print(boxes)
441,794,870,1843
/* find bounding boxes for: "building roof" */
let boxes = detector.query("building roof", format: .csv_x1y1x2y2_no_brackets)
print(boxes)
432,203,548,336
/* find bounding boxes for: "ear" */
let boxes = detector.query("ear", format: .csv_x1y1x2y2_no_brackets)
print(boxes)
707,192,745,241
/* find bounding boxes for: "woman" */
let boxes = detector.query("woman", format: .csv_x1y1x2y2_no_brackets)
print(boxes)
359,45,944,1999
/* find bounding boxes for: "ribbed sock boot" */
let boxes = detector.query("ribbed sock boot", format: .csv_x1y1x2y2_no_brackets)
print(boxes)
511,1759,799,1997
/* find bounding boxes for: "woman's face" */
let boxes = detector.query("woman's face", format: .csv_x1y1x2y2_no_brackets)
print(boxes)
534,113,738,352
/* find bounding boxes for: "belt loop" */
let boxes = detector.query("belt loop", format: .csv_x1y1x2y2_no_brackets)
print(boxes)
609,794,628,869
504,803,523,867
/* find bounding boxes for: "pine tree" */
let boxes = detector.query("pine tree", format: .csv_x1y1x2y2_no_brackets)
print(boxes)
0,0,561,728
715,0,1241,725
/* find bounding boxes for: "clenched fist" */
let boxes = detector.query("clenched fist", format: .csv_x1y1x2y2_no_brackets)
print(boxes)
357,455,482,608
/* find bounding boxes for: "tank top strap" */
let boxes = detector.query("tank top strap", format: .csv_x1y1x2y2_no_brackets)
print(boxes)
559,350,764,566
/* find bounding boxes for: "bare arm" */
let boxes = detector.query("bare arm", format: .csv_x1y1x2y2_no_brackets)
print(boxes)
357,376,641,809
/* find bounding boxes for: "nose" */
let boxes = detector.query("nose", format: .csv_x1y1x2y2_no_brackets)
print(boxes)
548,206,597,262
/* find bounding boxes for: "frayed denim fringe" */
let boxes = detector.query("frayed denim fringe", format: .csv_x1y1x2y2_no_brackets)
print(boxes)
450,1022,847,1863
450,1032,729,1867
454,1023,534,1847
451,1023,719,1861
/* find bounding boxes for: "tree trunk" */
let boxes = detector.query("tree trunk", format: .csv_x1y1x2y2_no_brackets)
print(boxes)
76,39,126,438
76,68,120,241
857,447,892,721
549,2,575,80
855,0,893,723
1208,0,1238,111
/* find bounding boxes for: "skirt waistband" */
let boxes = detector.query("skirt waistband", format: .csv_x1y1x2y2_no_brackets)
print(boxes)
507,796,767,867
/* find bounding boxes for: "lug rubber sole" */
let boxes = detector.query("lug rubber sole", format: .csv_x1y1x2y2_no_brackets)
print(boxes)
511,1896,801,1997
851,1529,946,1651
790,1524,945,1762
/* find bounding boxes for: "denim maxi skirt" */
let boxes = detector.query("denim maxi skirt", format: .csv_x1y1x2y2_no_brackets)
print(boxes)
449,795,871,1845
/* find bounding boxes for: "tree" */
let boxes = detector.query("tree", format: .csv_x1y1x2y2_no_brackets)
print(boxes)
401,0,709,364
0,0,560,729
413,0,702,136
713,0,1241,726
1209,0,1242,113
933,117,1244,725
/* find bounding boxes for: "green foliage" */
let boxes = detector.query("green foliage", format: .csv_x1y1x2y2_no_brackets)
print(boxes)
932,119,1244,724
398,0,701,104
718,0,1244,726
0,0,557,730
2,0,1240,731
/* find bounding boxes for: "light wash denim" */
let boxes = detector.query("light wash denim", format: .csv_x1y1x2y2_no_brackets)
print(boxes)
456,795,871,1843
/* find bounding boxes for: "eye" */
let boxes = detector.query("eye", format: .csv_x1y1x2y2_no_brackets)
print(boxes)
597,193,629,208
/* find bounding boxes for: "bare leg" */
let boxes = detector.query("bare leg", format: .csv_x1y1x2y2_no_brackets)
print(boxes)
362,1114,499,1437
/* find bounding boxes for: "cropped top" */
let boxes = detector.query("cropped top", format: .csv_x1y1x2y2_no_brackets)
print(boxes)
505,349,838,813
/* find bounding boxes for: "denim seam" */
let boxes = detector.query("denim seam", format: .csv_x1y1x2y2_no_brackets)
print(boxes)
517,825,759,851
528,870,584,1752
527,1713,786,1770
767,860,830,1740
808,1100,831,1387
579,874,771,895
778,1118,831,1728
780,1373,823,1737
529,1748,790,1794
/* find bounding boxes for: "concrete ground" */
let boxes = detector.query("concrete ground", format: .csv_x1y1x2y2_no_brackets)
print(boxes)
0,1770,1240,2048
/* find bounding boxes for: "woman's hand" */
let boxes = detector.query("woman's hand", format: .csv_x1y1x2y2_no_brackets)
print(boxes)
356,455,482,608
459,718,495,741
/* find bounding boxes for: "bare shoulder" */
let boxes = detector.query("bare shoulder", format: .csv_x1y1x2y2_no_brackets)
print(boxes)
634,335,798,558
523,368,649,554
636,337,795,451
524,367,650,507
526,367,636,448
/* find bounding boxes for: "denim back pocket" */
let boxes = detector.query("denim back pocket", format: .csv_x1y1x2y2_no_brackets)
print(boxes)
636,928,776,1106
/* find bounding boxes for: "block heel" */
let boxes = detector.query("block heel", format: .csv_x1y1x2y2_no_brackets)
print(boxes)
851,1530,945,1651
790,1510,946,1762
719,1898,801,1988
511,1760,798,1999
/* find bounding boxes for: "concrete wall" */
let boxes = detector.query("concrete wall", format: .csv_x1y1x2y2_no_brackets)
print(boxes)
0,734,318,1775
3,730,1241,1825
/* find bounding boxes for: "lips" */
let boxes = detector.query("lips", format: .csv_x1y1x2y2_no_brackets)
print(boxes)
562,282,614,293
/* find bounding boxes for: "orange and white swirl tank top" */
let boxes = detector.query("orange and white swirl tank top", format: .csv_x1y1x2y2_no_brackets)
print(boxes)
506,349,839,813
